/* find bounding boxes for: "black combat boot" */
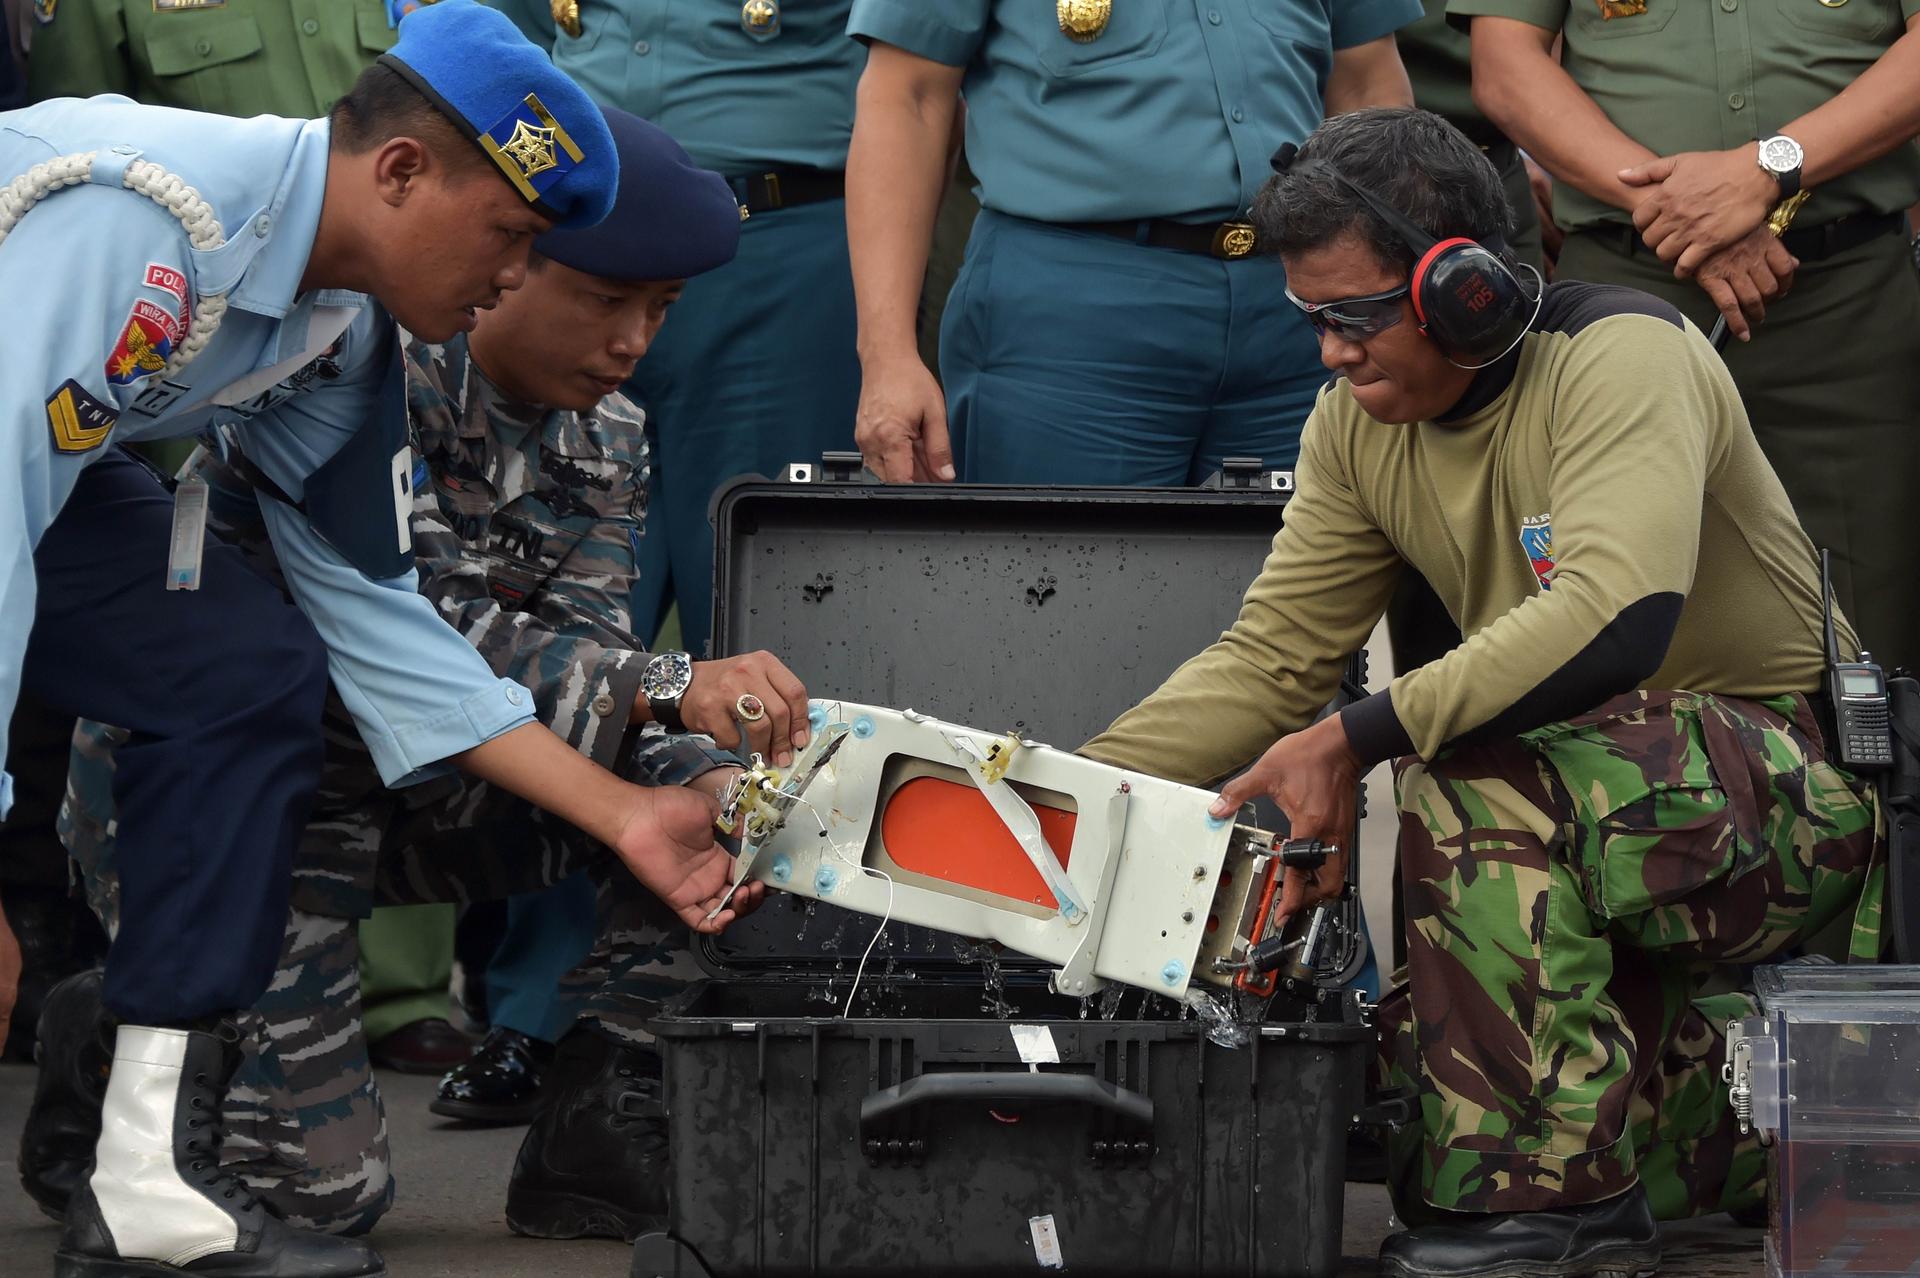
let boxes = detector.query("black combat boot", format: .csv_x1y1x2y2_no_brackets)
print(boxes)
503,1022,669,1242
1378,1184,1661,1278
53,1023,385,1277
18,968,112,1220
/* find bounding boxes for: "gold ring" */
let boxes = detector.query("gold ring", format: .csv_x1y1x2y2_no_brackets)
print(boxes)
735,693,766,722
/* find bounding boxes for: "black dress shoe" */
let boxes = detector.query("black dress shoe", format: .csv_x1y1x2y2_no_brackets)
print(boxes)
1379,1184,1661,1278
429,1027,552,1125
505,1023,668,1241
17,968,111,1220
368,1017,474,1076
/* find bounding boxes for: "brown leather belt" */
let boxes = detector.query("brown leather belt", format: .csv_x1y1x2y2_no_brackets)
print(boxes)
1062,217,1263,260
730,167,845,214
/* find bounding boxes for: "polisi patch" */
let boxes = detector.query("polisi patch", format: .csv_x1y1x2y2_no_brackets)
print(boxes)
143,263,188,306
47,380,117,454
1519,513,1555,591
106,300,181,386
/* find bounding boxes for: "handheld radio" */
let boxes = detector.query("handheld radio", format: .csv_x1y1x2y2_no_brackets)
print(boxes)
1822,549,1894,772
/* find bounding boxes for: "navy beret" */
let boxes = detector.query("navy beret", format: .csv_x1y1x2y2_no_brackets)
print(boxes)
534,108,743,283
379,0,616,230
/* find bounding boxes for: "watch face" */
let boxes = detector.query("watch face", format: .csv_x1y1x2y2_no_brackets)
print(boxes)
1760,136,1803,174
642,651,693,702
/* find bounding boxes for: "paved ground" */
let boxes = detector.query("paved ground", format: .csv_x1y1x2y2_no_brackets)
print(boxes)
0,1061,1765,1277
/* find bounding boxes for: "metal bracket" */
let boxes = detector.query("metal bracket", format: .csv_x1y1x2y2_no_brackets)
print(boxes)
939,729,1090,924
1047,786,1132,998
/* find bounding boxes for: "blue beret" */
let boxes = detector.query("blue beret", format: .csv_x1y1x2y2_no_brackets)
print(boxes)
379,0,616,230
534,108,743,283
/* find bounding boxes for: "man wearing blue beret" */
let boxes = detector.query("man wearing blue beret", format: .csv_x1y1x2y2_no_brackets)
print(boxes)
37,106,778,1248
0,3,771,1275
486,0,867,665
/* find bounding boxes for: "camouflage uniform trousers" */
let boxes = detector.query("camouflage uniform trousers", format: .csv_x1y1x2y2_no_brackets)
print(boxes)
1374,689,1884,1220
63,719,712,1236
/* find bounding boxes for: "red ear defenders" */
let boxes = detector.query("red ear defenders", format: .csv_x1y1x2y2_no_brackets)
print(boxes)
1269,143,1540,368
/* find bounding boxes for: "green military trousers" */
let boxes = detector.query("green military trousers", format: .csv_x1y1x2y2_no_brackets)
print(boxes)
1376,689,1882,1219
1555,226,1920,672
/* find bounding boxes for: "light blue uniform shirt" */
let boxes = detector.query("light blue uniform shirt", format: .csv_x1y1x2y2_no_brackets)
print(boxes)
485,0,863,175
848,0,1423,223
0,96,536,817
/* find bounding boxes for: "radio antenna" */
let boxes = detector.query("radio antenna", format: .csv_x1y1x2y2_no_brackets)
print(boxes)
1821,548,1842,667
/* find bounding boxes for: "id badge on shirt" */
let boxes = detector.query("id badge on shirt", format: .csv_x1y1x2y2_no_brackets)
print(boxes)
167,477,209,591
387,0,427,26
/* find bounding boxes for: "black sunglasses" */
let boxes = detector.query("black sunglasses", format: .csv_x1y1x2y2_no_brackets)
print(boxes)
1284,282,1411,341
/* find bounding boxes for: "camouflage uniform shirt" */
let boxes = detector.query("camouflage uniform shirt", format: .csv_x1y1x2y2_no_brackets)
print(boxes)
65,333,732,921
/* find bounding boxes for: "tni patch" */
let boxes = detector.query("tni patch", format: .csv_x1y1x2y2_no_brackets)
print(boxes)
106,300,181,386
47,380,117,454
1519,514,1555,592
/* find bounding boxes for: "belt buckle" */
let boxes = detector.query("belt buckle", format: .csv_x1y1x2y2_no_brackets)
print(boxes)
1213,221,1257,260
761,171,784,210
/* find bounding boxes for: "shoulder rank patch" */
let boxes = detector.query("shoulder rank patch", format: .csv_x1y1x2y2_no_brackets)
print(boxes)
32,0,55,24
47,381,117,454
1519,513,1556,592
106,300,181,386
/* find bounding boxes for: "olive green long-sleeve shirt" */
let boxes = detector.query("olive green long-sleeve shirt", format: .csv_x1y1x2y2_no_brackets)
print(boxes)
1083,282,1846,783
27,0,396,117
1447,0,1920,231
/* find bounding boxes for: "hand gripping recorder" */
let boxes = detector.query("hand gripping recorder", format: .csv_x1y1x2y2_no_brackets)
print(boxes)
708,701,1341,1001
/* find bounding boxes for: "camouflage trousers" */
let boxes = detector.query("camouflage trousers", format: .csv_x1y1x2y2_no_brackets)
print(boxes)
1376,690,1883,1218
64,725,704,1235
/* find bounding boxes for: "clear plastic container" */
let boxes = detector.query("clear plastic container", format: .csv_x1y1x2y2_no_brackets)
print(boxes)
1749,965,1920,1276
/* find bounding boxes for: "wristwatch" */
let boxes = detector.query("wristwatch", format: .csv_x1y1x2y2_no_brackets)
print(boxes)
641,650,694,733
1756,134,1805,201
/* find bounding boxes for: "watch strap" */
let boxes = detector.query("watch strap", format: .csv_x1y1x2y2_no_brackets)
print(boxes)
1760,135,1803,201
644,650,692,733
650,697,688,734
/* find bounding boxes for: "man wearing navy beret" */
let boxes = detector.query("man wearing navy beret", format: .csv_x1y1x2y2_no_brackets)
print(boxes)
39,105,790,1248
0,4,772,1275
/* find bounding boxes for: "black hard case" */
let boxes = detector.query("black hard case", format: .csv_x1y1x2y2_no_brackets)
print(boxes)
638,471,1374,1278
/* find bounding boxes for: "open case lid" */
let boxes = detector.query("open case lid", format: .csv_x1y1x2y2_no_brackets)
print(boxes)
696,460,1364,990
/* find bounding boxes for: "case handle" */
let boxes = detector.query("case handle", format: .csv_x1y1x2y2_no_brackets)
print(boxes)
860,1071,1153,1136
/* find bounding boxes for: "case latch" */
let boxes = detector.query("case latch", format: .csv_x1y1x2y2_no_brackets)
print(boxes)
1722,1015,1778,1146
1205,458,1294,493
792,450,865,484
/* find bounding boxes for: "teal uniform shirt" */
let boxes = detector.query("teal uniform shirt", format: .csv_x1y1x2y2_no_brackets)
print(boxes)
486,0,862,174
847,0,1423,223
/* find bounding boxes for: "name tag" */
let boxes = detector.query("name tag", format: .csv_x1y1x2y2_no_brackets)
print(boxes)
154,0,228,11
167,477,209,591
